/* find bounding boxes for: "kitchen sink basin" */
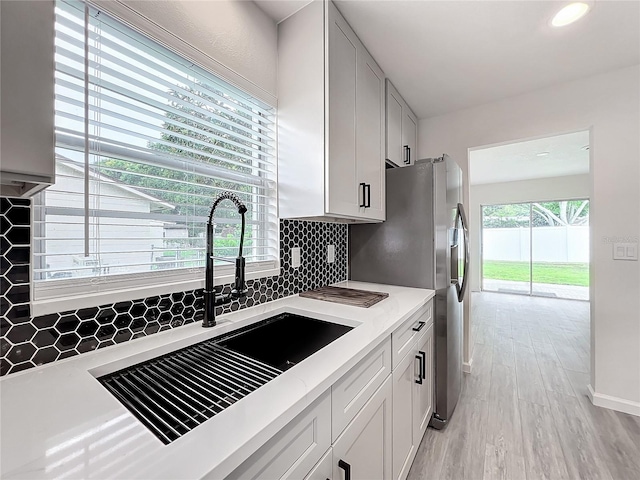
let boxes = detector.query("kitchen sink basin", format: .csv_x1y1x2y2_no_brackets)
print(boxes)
217,312,353,371
98,313,353,444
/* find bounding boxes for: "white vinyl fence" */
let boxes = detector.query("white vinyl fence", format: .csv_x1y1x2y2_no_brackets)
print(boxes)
483,226,589,263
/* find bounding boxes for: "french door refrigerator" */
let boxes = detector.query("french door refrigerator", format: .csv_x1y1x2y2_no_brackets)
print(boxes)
349,155,469,430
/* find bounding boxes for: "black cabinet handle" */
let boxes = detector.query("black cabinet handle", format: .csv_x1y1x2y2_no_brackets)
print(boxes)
365,183,371,208
412,321,426,332
359,182,366,208
338,459,351,480
419,350,426,380
415,354,423,384
404,145,411,164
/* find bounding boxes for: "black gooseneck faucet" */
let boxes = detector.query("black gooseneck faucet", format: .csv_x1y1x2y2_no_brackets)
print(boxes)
203,192,248,328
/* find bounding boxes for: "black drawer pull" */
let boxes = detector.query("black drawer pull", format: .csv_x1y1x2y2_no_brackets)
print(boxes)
359,182,366,208
404,145,411,164
419,350,426,380
365,183,371,208
415,354,423,384
412,321,426,332
338,459,351,480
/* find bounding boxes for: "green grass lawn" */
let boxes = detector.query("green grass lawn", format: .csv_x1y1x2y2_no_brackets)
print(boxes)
483,261,589,286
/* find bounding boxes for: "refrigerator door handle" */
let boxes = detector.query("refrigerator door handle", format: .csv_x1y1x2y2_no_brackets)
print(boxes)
457,203,470,302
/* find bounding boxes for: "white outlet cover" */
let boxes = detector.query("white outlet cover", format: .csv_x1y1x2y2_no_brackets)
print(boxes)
327,245,335,263
291,247,301,268
613,242,638,261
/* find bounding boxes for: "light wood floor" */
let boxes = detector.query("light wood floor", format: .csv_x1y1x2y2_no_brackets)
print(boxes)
407,292,640,480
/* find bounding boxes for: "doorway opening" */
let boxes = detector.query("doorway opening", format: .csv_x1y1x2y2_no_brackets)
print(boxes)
481,199,589,300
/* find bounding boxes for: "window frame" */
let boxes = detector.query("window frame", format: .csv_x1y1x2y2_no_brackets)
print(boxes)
31,0,280,317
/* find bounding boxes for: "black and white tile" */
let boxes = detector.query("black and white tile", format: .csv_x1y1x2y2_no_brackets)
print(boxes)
0,198,347,376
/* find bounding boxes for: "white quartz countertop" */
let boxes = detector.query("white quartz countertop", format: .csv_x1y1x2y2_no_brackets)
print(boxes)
0,281,434,479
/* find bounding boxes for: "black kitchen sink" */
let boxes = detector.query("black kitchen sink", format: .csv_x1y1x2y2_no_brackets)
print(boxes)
98,313,353,444
217,312,353,371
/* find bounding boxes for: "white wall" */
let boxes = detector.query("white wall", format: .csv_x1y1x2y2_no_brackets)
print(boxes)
470,174,590,290
418,65,640,411
101,0,278,104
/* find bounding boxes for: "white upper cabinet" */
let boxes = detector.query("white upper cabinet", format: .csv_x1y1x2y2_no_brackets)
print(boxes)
278,0,385,222
0,0,55,197
385,80,418,167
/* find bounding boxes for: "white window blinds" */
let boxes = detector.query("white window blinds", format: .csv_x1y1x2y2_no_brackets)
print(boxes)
34,0,278,305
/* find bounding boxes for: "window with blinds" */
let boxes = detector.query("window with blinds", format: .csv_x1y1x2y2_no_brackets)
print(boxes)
34,0,278,305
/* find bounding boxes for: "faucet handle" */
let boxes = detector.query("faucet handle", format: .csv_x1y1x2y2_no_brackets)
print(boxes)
231,288,247,299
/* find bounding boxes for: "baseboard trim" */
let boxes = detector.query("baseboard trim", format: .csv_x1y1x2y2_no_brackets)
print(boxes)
463,359,473,374
588,384,640,416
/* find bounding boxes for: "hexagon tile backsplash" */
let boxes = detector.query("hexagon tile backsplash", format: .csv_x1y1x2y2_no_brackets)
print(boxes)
0,197,347,376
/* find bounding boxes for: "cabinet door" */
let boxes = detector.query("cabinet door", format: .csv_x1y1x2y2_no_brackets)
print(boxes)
356,46,385,221
391,301,433,368
326,1,358,218
0,0,55,197
392,348,419,480
413,324,434,446
333,377,393,480
229,390,331,480
385,81,403,167
401,108,418,167
332,338,391,442
305,448,333,480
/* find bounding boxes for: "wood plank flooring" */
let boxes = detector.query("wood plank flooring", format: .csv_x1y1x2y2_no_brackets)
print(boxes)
407,292,640,480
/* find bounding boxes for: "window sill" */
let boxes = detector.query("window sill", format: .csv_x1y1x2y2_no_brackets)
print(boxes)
31,266,281,317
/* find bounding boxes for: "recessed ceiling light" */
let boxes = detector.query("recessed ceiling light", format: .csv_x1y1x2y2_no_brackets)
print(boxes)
536,152,550,157
551,3,590,27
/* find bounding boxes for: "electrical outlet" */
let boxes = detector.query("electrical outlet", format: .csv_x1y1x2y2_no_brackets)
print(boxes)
327,245,335,263
291,247,301,268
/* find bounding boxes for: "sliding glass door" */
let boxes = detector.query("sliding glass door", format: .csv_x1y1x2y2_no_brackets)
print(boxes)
482,200,589,300
481,203,531,295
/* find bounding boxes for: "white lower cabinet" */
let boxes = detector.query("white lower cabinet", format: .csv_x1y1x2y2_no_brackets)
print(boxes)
332,339,391,441
228,390,331,480
333,377,393,480
392,346,418,480
228,300,434,480
391,301,434,480
305,448,333,480
413,325,434,446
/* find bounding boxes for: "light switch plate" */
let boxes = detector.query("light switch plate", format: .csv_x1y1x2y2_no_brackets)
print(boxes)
291,247,301,268
613,242,638,261
327,245,335,263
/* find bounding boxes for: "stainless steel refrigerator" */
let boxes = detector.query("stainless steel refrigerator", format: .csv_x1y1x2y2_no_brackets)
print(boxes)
349,155,469,430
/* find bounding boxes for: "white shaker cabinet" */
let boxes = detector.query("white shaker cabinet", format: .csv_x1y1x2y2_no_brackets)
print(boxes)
390,300,434,480
413,325,434,446
0,0,55,197
227,390,332,480
392,345,418,480
333,377,393,480
385,80,417,168
278,0,385,222
305,449,333,480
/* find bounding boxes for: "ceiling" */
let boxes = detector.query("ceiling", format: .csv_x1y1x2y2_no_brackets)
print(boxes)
469,130,590,185
254,0,640,118
253,0,311,22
